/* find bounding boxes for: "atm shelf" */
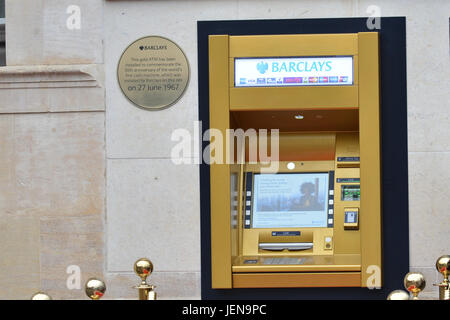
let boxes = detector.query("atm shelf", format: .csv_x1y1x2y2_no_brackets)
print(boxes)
232,254,361,273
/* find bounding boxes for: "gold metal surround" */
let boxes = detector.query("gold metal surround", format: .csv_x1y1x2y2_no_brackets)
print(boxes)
209,35,232,288
208,33,381,289
358,32,382,287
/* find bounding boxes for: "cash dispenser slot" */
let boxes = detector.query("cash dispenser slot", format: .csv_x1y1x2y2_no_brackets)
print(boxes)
258,231,314,252
259,243,313,251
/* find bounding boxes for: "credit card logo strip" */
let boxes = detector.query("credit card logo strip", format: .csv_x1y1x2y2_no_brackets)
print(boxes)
283,77,302,84
329,76,338,83
256,78,266,84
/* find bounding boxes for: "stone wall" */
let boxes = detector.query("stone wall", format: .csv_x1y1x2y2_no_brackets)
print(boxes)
0,0,105,300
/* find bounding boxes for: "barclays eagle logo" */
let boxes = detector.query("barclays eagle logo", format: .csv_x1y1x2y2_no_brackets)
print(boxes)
256,61,269,74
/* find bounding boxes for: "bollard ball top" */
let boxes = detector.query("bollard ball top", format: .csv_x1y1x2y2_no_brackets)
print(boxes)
31,292,52,300
435,255,450,278
134,258,154,281
387,290,410,300
404,272,426,294
85,278,106,300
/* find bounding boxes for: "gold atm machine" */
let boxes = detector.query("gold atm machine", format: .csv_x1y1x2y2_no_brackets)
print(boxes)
208,33,382,289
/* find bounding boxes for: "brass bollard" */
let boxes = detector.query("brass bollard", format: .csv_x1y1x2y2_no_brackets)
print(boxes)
85,278,106,300
31,292,52,300
133,258,157,300
404,272,426,300
386,289,410,300
433,255,450,300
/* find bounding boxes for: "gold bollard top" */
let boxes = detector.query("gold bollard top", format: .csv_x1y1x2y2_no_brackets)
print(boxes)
134,258,154,283
404,272,426,299
436,255,450,279
387,290,410,300
31,292,52,300
133,258,157,300
85,278,106,300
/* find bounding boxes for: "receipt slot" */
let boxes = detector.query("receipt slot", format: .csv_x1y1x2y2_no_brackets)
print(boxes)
208,33,381,288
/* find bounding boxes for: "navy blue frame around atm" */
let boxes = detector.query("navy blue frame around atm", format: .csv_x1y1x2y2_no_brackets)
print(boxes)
198,17,409,300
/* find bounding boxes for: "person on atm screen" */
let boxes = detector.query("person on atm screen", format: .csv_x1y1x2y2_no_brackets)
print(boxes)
290,181,322,211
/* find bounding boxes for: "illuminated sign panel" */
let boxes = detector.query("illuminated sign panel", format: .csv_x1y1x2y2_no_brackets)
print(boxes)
235,56,353,87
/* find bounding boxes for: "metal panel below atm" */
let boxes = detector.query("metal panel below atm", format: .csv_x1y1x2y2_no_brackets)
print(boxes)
232,254,361,288
233,272,361,288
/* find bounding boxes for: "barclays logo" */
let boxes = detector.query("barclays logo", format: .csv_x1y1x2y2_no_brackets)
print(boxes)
256,61,269,74
139,45,167,51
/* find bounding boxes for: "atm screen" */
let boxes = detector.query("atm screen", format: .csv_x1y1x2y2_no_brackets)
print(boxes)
252,172,330,228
